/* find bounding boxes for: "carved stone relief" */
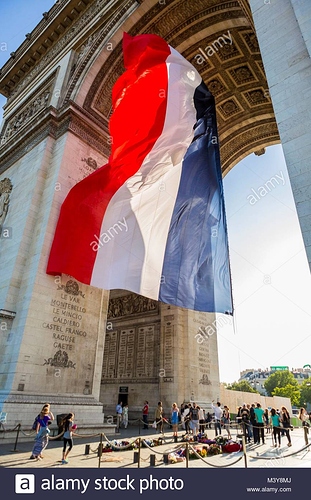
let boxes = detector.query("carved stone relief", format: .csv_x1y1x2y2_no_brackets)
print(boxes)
107,293,158,319
0,178,13,228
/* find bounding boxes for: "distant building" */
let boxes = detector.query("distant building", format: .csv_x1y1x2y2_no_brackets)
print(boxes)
239,366,311,396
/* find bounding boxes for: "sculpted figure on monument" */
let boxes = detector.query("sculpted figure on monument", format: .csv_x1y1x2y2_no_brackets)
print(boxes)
0,178,13,227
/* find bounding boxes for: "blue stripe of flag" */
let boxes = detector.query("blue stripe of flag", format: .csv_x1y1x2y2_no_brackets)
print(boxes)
158,81,233,314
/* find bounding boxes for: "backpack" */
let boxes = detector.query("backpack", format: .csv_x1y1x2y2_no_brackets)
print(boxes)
191,408,199,420
32,414,40,430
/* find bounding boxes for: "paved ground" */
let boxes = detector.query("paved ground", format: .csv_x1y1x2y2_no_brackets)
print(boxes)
0,424,310,469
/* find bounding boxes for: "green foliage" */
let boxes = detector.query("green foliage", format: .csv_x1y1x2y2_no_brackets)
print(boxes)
226,380,259,393
299,378,311,406
264,370,298,396
272,384,300,407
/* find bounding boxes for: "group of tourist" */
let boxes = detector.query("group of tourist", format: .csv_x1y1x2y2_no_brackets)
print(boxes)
237,403,310,447
29,403,76,464
153,400,311,447
153,401,231,440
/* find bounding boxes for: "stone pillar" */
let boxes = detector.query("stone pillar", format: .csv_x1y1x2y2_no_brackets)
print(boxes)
250,0,311,266
159,304,220,410
0,126,110,428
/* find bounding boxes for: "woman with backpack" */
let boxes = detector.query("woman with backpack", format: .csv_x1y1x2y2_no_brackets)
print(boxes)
30,407,51,460
61,413,76,464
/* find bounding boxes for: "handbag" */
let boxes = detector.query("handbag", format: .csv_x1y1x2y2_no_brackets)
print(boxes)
152,421,157,429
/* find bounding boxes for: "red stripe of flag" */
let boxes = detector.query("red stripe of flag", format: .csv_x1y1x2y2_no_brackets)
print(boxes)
47,34,170,283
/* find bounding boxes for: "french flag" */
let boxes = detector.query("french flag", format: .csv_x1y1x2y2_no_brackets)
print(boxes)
47,33,233,314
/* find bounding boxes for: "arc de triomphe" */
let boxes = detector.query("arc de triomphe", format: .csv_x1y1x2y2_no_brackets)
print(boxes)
0,0,310,425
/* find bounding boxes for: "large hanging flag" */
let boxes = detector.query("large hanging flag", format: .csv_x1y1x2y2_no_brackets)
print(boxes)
47,33,233,314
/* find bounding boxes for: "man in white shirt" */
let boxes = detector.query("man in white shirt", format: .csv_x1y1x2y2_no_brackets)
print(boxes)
211,400,223,436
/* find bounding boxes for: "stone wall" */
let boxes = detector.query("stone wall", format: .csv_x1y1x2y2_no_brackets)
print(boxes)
220,385,292,415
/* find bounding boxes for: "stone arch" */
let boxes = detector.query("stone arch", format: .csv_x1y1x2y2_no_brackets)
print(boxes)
70,0,280,175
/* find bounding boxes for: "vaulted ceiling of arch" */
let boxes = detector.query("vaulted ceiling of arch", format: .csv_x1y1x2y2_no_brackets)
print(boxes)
84,0,280,175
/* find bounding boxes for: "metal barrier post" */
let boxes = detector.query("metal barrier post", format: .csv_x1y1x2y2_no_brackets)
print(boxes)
98,433,103,468
150,454,156,466
242,435,248,468
85,444,90,455
137,437,141,468
186,442,189,468
13,424,21,452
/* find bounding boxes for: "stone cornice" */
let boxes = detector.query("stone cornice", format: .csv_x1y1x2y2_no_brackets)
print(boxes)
0,0,87,97
0,102,110,175
0,0,139,102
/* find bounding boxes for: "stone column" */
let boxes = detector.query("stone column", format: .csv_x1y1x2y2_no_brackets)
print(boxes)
250,0,311,266
159,303,220,410
0,126,110,427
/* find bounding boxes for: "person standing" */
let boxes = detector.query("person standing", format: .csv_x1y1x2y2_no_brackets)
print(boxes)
142,400,149,430
223,405,232,439
249,403,256,443
189,403,200,438
270,408,281,447
254,403,265,445
211,400,222,436
280,406,292,447
198,406,205,433
61,413,76,464
240,403,251,443
183,404,191,434
298,407,309,445
263,408,270,433
171,403,179,440
206,411,212,429
116,401,123,432
122,404,129,429
155,401,163,433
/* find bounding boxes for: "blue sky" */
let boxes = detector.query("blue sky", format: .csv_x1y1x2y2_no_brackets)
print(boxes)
1,0,311,384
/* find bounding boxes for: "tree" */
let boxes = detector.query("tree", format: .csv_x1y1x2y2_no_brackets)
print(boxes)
226,380,259,393
299,378,311,406
264,370,298,396
272,384,301,407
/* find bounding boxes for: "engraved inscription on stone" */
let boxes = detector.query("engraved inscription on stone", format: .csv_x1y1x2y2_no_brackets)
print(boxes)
136,326,155,378
192,312,211,383
102,325,157,382
42,280,88,366
102,331,118,379
163,323,174,378
117,329,135,378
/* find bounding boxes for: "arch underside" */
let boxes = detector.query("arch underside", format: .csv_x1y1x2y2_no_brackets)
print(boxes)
82,0,280,175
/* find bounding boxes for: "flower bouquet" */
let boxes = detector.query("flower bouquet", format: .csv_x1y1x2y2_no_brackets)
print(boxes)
207,443,222,456
214,435,228,446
